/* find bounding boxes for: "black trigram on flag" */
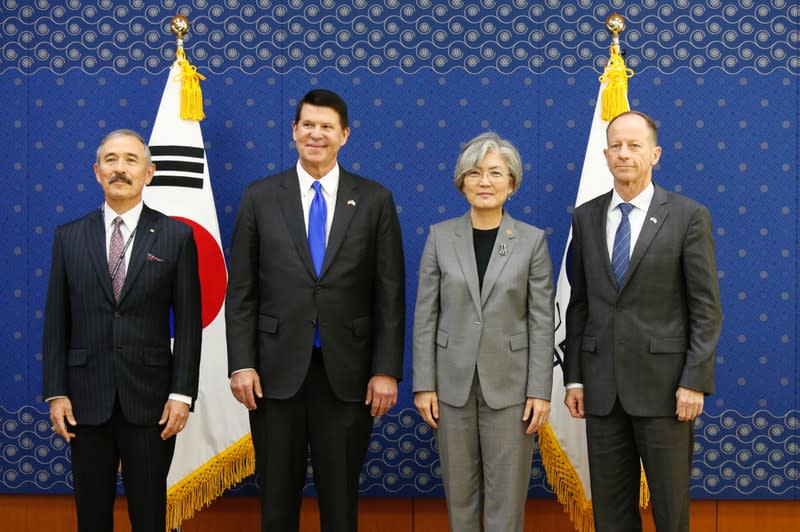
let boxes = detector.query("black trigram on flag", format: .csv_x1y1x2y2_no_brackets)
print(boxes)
148,145,205,189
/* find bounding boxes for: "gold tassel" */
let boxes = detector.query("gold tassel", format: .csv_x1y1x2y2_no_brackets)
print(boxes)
639,463,651,508
539,423,596,532
539,422,651,532
165,433,256,530
175,47,206,121
599,42,633,121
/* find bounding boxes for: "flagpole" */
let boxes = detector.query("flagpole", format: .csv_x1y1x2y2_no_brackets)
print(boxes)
170,17,190,532
538,13,645,532
147,14,254,532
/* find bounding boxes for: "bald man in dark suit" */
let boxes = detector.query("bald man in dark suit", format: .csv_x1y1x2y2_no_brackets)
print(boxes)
564,111,722,532
43,129,202,531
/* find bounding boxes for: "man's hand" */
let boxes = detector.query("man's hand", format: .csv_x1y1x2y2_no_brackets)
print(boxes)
230,369,263,410
414,391,440,429
564,388,585,419
365,375,397,417
49,397,77,442
523,398,551,435
159,399,190,440
675,386,704,422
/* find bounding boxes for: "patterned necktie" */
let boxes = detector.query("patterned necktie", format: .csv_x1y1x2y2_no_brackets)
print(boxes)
109,216,126,301
308,181,327,347
611,203,633,288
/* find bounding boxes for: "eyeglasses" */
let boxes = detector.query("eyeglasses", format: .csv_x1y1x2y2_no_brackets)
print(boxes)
463,169,510,183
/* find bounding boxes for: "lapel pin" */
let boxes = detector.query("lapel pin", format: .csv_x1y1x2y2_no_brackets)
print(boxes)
649,217,658,224
499,243,507,256
149,228,156,232
505,228,513,236
347,199,357,207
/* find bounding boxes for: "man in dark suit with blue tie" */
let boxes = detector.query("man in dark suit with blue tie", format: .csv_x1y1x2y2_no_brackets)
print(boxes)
564,111,723,532
43,129,202,531
225,89,405,531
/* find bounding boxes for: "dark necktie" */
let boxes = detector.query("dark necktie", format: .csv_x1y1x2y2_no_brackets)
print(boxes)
611,203,633,288
109,217,126,301
308,181,327,347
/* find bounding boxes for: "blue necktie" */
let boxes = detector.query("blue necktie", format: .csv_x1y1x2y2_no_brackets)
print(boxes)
611,203,633,288
308,181,327,347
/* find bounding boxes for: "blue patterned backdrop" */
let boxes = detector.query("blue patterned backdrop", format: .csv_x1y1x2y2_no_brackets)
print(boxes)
0,1,797,500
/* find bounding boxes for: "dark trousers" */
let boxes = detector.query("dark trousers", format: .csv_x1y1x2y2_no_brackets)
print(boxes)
586,398,693,532
249,348,373,532
70,401,176,532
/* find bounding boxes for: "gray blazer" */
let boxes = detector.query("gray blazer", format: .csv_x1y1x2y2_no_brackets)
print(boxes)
564,184,723,417
413,211,554,409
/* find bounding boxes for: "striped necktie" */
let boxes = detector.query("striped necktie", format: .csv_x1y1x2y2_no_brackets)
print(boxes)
611,203,633,288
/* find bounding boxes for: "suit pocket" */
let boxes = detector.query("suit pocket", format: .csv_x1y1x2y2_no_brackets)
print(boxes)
581,336,597,353
67,349,88,367
509,332,528,351
258,314,279,334
350,316,371,337
436,329,448,348
649,337,686,354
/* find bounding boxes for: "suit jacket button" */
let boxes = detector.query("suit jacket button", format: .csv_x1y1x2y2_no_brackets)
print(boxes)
616,305,623,311
114,311,121,318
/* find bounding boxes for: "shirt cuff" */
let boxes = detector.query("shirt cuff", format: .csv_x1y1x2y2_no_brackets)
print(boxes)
44,396,67,402
565,383,584,389
169,393,192,406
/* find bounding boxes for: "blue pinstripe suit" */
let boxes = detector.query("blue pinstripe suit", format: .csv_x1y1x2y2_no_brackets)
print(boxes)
43,203,202,531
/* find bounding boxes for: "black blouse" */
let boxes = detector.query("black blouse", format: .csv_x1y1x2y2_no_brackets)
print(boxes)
472,226,499,292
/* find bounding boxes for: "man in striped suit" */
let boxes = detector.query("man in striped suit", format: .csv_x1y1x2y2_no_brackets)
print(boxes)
43,129,202,531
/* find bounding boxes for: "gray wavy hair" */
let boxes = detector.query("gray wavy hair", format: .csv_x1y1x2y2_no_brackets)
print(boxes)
453,132,523,194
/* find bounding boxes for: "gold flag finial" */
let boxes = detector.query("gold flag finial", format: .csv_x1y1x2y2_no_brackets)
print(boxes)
171,14,205,121
171,14,189,43
599,13,633,121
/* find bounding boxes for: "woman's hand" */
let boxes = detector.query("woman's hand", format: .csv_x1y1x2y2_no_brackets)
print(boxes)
414,391,440,429
523,397,551,435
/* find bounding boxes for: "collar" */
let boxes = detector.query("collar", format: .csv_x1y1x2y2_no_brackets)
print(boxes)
296,161,340,198
103,200,144,230
610,182,654,213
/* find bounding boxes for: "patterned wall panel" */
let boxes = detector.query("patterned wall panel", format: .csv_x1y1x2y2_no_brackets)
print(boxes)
0,1,797,499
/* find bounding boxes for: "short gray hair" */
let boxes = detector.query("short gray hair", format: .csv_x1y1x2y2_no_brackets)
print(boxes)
453,132,523,193
96,129,152,165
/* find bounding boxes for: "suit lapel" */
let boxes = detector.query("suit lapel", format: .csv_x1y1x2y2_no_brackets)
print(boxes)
320,171,360,278
590,192,618,288
453,212,482,317
278,170,318,279
118,205,160,303
86,209,116,304
480,212,515,306
625,185,670,285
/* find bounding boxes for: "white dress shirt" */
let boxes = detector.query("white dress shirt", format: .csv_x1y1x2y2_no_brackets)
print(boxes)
605,182,655,262
103,200,144,273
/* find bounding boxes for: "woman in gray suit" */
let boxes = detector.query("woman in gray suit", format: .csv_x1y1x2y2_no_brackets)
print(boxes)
413,132,554,532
